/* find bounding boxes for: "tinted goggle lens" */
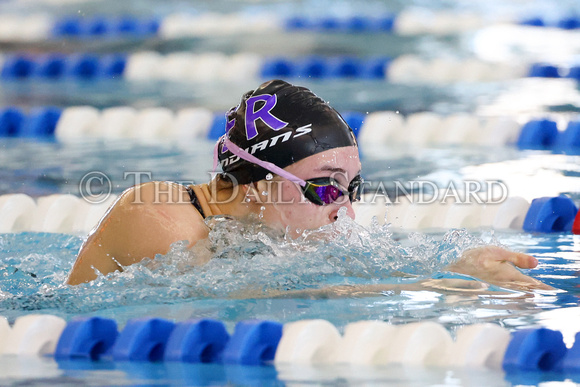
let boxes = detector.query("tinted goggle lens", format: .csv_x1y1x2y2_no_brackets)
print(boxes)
302,175,363,206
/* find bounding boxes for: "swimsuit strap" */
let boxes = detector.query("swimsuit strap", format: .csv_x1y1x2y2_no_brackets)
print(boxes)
186,186,206,219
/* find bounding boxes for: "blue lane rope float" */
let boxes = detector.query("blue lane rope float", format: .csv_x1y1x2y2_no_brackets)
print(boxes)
222,320,283,366
64,54,103,80
260,56,391,79
327,56,363,78
342,16,374,32
557,16,580,30
0,55,37,79
528,63,561,78
120,17,160,36
317,17,342,32
112,318,176,362
19,107,62,138
502,328,568,372
295,56,330,79
52,15,160,38
0,107,25,137
284,16,312,30
360,56,390,79
0,107,60,138
99,54,128,78
52,16,82,37
568,66,580,82
0,53,127,81
523,196,578,233
527,63,580,81
33,54,67,79
516,119,559,150
164,319,230,363
282,15,396,33
83,16,113,37
54,316,118,361
519,15,580,29
520,17,545,27
341,111,365,138
260,57,296,79
208,114,228,141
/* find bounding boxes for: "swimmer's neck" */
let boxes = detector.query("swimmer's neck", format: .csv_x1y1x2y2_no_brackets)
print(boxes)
196,180,255,218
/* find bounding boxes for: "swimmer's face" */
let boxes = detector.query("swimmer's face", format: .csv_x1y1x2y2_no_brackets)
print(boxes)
248,146,361,236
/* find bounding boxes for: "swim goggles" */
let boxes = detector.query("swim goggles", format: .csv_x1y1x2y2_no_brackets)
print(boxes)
300,175,363,206
214,135,363,206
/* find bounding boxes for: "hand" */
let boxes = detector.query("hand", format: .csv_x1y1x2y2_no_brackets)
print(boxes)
446,246,554,291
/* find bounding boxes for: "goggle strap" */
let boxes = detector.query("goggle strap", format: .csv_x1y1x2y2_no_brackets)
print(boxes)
222,136,307,186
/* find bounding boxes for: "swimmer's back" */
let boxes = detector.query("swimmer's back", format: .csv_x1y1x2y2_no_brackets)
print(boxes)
66,181,211,285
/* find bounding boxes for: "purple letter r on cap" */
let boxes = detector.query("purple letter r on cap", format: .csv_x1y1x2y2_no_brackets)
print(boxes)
245,94,288,140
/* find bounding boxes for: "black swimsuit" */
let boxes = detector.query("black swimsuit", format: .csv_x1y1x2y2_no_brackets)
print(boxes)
186,186,206,219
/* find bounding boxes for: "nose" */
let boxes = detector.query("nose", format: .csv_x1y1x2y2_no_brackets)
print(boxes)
329,201,356,222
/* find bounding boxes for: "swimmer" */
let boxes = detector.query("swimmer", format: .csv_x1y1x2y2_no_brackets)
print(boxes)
66,80,550,291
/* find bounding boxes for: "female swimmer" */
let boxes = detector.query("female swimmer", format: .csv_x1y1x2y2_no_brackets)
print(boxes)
66,80,548,291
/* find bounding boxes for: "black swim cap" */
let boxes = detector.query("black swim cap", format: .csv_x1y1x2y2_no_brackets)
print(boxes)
216,79,357,184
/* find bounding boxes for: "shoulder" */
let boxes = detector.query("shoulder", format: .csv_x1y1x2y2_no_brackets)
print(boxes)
117,181,192,207
112,181,207,237
67,181,209,284
96,181,209,249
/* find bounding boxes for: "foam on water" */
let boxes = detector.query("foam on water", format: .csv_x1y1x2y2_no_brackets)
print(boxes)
91,208,498,298
0,208,489,312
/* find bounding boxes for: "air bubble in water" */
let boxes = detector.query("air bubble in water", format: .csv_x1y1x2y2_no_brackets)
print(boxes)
266,173,273,180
